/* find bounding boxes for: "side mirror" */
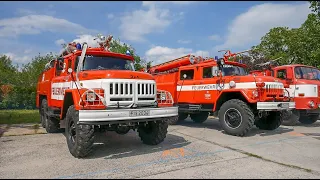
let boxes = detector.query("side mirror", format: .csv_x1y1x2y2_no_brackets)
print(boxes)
183,74,187,79
68,68,73,74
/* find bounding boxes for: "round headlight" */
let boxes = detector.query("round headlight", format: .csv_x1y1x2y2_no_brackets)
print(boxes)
87,92,96,102
229,81,236,88
160,93,166,100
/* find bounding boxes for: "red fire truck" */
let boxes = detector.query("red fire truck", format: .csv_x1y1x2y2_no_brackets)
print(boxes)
147,50,295,137
250,60,320,125
36,34,178,158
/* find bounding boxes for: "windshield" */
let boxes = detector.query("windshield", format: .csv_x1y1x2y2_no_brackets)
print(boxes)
75,55,135,71
294,66,320,80
222,64,248,76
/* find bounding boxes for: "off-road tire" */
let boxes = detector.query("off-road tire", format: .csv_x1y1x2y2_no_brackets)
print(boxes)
298,114,319,124
255,111,283,130
138,121,168,145
218,99,254,137
40,99,47,128
41,99,59,133
167,116,179,125
190,112,209,123
65,105,94,158
178,113,189,121
282,110,300,126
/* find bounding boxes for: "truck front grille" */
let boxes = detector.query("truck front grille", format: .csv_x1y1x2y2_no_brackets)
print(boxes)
265,84,283,97
110,82,134,95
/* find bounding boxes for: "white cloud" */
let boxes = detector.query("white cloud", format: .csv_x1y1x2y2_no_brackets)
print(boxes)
4,52,31,65
215,2,311,50
107,13,114,19
145,46,209,65
177,39,191,44
71,34,100,48
0,15,96,38
24,49,32,54
55,39,66,46
208,34,220,41
119,6,171,42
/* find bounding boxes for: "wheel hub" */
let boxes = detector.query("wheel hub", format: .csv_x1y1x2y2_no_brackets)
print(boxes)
224,108,242,129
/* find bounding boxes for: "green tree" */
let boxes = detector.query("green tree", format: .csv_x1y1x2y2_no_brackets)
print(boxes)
309,1,320,18
0,55,18,85
109,38,150,71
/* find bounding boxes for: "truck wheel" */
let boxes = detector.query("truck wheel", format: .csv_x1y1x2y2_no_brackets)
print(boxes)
167,116,179,125
178,113,188,121
40,99,47,128
40,99,59,133
138,121,168,145
65,105,94,158
218,99,254,137
298,114,319,124
115,126,131,135
255,111,283,130
190,112,209,123
282,110,300,126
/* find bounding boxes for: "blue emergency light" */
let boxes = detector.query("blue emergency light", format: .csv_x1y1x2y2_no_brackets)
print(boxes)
214,56,218,61
126,50,131,56
76,43,82,50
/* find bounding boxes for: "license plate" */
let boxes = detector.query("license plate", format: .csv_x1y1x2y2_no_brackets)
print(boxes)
280,103,289,108
129,110,150,117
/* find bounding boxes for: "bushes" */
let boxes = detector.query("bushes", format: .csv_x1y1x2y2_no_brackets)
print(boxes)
0,86,36,110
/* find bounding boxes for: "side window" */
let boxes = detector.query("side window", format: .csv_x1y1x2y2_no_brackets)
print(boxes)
277,69,287,79
203,67,213,78
55,58,64,76
180,69,194,80
74,56,80,71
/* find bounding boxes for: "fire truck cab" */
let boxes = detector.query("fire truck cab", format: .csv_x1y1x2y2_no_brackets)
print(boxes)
148,51,295,137
36,35,178,158
251,63,320,125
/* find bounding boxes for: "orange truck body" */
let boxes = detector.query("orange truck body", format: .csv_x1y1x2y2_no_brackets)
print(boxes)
250,64,320,125
148,52,295,136
36,35,178,158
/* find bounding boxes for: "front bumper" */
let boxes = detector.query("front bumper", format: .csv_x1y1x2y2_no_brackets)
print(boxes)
257,102,295,111
78,106,178,124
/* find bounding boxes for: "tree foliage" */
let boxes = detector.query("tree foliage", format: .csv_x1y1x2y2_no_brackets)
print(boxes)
109,38,151,71
252,2,320,69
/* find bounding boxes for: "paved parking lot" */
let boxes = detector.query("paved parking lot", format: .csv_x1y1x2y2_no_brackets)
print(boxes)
1,117,320,179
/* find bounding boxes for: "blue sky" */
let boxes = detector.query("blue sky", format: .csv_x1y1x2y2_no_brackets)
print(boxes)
0,1,311,66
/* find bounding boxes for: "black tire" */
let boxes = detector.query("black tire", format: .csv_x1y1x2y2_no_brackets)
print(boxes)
178,113,189,121
190,112,209,123
138,121,168,145
255,111,283,130
115,126,131,135
41,99,59,133
282,110,300,126
218,99,254,137
40,99,47,128
167,116,179,125
298,114,319,124
65,105,94,158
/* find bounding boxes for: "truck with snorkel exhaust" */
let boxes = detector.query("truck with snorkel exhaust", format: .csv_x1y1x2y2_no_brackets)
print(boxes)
36,34,178,158
146,50,295,137
250,59,320,126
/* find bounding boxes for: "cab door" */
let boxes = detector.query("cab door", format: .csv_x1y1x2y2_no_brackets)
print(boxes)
194,65,220,105
177,68,196,103
275,67,295,98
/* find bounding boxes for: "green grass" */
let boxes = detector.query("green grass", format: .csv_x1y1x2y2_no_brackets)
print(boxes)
0,109,40,124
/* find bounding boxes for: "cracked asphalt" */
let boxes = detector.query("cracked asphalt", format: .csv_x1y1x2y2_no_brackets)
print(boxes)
1,117,320,179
